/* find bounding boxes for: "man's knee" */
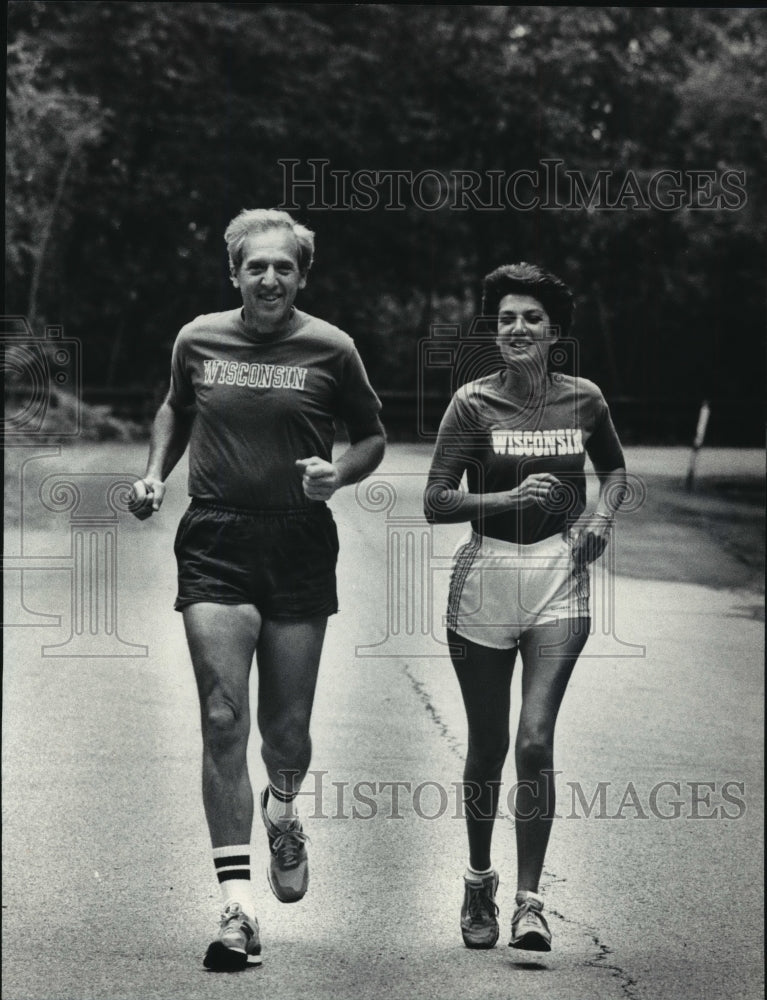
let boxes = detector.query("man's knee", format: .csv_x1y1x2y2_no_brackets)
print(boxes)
202,699,249,752
260,713,312,768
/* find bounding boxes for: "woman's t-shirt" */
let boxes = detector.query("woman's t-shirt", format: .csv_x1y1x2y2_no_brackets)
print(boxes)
426,371,624,544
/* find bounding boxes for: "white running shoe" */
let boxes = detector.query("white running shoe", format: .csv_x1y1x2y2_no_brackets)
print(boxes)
509,891,552,952
203,901,262,970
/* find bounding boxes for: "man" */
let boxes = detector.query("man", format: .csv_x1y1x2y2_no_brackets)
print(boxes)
131,209,385,970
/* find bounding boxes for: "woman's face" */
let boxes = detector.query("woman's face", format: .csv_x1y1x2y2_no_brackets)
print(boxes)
496,293,558,370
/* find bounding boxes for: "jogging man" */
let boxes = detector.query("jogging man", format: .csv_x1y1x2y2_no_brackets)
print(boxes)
131,209,385,969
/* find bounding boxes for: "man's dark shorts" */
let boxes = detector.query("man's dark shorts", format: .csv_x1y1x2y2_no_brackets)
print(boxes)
174,499,339,619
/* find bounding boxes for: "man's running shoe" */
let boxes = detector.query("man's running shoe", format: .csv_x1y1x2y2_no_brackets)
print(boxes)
203,902,262,970
460,870,500,948
260,787,309,903
508,891,552,952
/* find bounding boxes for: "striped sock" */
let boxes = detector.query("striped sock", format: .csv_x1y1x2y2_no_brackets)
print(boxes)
266,782,299,828
212,844,255,920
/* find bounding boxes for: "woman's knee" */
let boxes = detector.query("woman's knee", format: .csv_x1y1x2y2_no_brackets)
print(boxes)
467,733,510,776
515,731,554,774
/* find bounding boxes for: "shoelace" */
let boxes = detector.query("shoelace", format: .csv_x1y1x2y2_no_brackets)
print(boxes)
220,906,245,930
512,899,549,934
271,826,309,868
466,883,499,921
220,905,256,941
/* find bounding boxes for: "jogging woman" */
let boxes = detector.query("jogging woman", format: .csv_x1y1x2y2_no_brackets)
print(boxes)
424,262,626,952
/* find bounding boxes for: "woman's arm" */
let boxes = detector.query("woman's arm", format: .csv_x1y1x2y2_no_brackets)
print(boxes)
423,473,565,524
596,465,628,518
573,464,628,564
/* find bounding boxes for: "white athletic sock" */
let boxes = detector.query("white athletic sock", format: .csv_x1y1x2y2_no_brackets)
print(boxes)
516,889,543,905
266,782,299,828
466,864,494,880
212,844,256,920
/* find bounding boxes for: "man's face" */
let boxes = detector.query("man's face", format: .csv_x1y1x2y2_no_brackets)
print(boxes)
231,228,306,332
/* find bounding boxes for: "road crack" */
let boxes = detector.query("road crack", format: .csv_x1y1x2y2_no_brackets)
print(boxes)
585,934,641,1000
401,662,466,763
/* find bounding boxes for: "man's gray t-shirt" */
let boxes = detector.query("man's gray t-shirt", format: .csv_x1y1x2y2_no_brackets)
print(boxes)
169,307,382,509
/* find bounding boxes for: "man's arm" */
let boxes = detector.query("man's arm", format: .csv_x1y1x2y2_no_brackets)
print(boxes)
130,393,194,520
296,419,386,501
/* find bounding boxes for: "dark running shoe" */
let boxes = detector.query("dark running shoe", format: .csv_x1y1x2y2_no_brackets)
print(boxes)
203,901,262,970
260,787,309,903
460,870,500,948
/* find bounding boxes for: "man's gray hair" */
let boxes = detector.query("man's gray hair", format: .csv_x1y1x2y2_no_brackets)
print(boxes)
224,208,315,274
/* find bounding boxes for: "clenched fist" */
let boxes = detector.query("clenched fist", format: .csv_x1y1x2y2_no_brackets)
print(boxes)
296,457,340,501
129,477,166,520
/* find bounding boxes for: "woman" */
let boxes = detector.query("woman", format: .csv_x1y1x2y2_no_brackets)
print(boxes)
424,262,626,952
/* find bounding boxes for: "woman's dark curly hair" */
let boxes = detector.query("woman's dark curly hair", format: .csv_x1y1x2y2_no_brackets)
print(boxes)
481,262,575,338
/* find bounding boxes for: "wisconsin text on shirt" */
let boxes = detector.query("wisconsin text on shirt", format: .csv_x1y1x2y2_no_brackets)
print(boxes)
491,428,584,456
202,359,308,390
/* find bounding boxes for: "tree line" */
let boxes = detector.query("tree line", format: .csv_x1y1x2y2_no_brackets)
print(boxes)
6,4,765,441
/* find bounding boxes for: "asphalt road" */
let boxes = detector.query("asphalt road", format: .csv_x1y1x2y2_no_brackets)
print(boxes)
2,443,764,1000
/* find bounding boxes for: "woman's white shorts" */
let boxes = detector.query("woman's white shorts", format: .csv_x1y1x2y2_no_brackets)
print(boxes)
446,530,590,649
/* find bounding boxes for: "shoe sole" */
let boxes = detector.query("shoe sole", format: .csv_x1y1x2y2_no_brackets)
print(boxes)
203,942,263,970
462,931,499,949
266,864,308,903
509,932,551,953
